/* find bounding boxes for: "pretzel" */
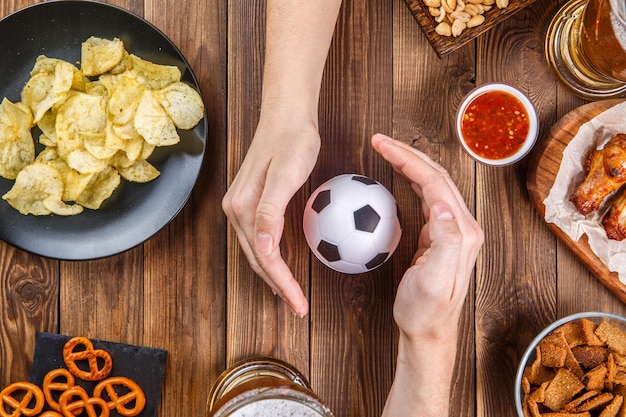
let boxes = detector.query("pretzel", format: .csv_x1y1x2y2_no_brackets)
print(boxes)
39,412,63,417
0,382,44,417
58,386,109,417
62,337,112,381
93,376,146,417
42,368,76,413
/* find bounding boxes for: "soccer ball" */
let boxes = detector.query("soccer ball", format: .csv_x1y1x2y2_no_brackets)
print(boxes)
303,174,402,274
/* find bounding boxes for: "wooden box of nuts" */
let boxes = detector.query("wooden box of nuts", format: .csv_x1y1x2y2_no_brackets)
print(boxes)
404,0,539,58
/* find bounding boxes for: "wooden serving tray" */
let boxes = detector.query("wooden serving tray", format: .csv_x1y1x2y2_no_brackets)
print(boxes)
403,0,539,58
526,99,626,304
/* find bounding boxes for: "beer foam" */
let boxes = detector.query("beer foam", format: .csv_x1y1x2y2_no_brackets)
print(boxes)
228,398,326,416
610,0,626,50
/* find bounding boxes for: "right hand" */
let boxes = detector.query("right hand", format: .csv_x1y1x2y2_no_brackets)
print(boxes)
222,110,321,317
371,133,484,340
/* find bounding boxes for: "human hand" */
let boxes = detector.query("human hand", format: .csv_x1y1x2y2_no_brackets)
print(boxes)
371,133,484,341
222,111,321,317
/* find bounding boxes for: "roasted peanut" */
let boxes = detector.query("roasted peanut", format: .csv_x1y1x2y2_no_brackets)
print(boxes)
425,0,508,37
467,14,485,27
436,22,453,36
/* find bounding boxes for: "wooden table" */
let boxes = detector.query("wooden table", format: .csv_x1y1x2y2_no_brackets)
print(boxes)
2,0,626,416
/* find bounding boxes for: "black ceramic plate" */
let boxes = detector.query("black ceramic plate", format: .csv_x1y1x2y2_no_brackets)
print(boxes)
0,0,207,260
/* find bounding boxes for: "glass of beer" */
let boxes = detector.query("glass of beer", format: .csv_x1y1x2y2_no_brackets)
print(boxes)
206,357,334,417
545,0,626,100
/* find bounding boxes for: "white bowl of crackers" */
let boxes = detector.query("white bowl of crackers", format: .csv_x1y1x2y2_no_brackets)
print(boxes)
515,312,626,417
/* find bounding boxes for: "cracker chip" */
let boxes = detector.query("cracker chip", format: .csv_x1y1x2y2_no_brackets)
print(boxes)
597,322,626,354
544,368,585,411
522,319,626,417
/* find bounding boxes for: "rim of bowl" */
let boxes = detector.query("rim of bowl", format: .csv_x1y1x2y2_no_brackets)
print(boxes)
456,82,539,167
514,311,626,417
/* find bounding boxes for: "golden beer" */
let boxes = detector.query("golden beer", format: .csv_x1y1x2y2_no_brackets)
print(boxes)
206,357,334,417
546,0,626,99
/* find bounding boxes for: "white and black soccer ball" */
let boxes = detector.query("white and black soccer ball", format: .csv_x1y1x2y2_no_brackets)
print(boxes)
303,174,402,274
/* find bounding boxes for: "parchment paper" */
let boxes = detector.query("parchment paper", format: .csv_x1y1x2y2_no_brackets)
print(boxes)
543,101,626,283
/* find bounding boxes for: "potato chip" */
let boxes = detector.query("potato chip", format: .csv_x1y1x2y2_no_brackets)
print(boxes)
37,109,58,145
2,162,64,215
76,166,120,210
0,35,204,216
21,59,75,123
56,92,106,158
117,160,160,183
108,75,144,125
30,55,88,92
109,49,133,75
120,136,145,162
82,132,118,160
36,148,94,202
0,98,35,180
134,90,179,146
67,148,109,174
81,36,125,76
128,54,181,89
158,81,204,129
42,196,83,216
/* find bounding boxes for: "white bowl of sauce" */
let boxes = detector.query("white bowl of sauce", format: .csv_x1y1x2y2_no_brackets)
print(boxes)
456,83,539,166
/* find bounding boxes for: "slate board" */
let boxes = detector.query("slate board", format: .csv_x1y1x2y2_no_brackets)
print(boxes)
30,333,168,417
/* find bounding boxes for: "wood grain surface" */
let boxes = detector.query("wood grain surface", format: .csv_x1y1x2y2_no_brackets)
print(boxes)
403,0,539,58
526,99,626,304
2,1,626,417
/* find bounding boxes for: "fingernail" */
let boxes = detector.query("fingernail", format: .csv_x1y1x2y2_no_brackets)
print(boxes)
255,232,273,255
432,203,454,220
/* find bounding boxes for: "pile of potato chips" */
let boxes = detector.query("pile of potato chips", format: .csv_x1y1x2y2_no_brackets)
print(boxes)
0,36,204,216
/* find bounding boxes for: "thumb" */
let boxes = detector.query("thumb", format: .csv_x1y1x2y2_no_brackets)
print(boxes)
416,202,463,271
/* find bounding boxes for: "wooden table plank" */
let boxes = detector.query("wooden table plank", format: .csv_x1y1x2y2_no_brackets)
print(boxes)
225,0,312,380
3,1,626,417
309,1,397,416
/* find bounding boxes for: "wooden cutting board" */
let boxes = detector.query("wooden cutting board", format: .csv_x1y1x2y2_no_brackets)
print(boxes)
526,99,626,304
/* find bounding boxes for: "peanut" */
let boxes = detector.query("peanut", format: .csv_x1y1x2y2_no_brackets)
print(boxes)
425,0,509,37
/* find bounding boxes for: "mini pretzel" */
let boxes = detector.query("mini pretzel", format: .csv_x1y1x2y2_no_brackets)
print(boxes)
0,381,44,417
58,386,109,417
42,368,76,413
93,377,146,417
39,412,63,417
62,337,112,381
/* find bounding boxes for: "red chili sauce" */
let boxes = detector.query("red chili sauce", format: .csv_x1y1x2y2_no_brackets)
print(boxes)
460,90,530,160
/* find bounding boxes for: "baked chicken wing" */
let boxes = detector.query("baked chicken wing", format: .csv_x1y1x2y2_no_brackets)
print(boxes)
602,188,626,240
569,133,626,215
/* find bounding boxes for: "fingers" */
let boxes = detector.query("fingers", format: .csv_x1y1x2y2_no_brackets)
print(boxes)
371,133,469,218
223,167,309,317
371,133,483,251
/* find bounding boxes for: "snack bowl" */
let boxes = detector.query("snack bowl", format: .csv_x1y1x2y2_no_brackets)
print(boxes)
514,311,626,417
456,83,538,166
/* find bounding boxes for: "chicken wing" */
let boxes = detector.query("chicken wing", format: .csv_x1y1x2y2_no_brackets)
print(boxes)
569,133,626,215
602,188,626,240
